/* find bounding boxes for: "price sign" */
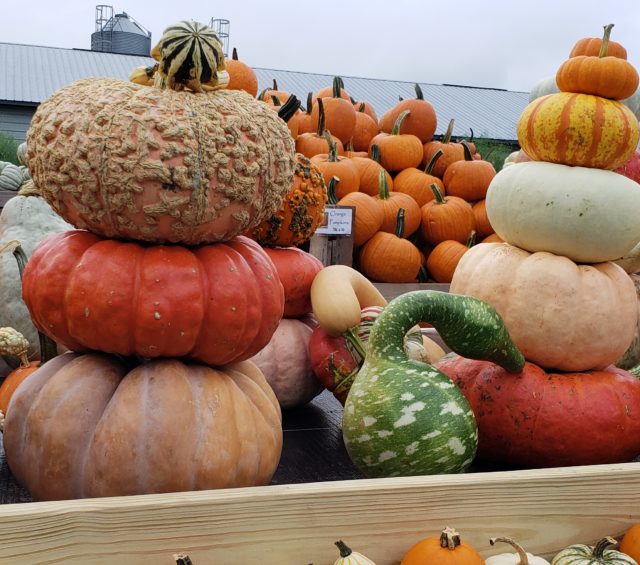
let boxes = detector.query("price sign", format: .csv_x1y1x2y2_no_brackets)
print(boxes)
314,205,354,237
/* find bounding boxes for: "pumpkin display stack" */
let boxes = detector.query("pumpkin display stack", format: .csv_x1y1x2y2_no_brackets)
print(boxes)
2,20,298,501
438,24,640,468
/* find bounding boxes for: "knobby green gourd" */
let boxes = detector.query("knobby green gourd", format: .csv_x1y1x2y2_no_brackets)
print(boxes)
342,290,524,478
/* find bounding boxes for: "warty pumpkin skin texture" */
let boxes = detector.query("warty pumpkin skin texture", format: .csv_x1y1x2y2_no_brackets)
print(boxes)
21,230,285,366
27,80,296,245
485,161,640,263
450,242,637,372
3,353,283,501
517,92,639,169
437,353,640,469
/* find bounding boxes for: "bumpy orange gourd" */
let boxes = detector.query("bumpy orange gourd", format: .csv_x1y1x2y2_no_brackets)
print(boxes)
517,92,639,169
401,527,484,565
27,22,296,245
3,353,283,501
247,153,327,247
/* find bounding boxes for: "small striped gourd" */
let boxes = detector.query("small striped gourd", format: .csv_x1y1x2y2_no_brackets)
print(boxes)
342,290,524,478
551,537,638,565
333,540,377,565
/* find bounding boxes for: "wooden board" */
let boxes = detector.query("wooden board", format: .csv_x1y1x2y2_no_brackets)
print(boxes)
0,463,637,563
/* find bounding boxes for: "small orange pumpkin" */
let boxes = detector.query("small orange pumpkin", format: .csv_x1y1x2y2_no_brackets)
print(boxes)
369,111,424,172
426,232,476,284
443,142,496,201
311,133,360,199
0,327,41,417
422,119,465,178
296,99,345,158
401,527,484,565
258,78,289,105
351,145,393,197
420,184,476,245
310,77,357,146
472,199,494,239
569,23,628,59
338,191,383,247
225,47,258,97
556,24,639,100
351,103,380,152
375,170,421,236
620,523,640,563
379,84,437,143
359,208,422,283
393,149,445,207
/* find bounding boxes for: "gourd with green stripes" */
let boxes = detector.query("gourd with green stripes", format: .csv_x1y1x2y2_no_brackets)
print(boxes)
551,537,638,565
342,290,524,478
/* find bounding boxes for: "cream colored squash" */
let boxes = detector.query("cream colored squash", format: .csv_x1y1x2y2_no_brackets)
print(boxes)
450,242,637,372
487,537,550,565
0,181,73,359
486,162,640,263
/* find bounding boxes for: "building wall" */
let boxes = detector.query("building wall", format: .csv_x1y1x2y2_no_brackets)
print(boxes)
0,103,36,142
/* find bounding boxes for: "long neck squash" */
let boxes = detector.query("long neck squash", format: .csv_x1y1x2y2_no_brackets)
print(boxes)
342,290,524,478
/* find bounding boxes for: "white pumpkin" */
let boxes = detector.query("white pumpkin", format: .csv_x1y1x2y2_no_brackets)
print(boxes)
450,242,638,372
487,537,550,565
486,162,640,263
248,318,324,410
0,181,73,359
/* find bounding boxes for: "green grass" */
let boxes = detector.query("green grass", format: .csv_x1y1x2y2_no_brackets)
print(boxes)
0,132,20,165
471,138,519,172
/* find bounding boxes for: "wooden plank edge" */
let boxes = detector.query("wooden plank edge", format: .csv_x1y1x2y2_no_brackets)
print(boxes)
0,463,637,563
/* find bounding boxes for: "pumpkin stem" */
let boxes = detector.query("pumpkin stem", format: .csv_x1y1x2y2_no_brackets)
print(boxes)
334,540,353,558
305,92,313,113
324,130,339,162
394,208,406,239
232,47,239,60
442,119,455,144
270,95,281,107
489,537,530,565
440,527,462,550
599,24,615,58
332,76,344,98
370,144,382,164
423,149,443,174
417,264,429,283
469,127,475,143
465,230,476,248
358,102,366,113
327,176,340,205
461,140,474,162
342,328,367,368
414,83,425,100
316,98,326,137
592,536,619,558
277,94,301,123
173,554,193,565
272,79,279,91
391,110,411,135
10,243,58,364
429,183,447,204
378,170,391,200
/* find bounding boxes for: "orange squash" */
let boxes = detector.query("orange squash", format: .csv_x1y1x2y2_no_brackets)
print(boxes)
369,111,423,172
620,523,640,563
225,47,258,97
420,184,475,245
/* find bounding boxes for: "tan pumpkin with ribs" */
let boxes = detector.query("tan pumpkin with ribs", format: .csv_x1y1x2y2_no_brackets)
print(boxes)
450,242,638,372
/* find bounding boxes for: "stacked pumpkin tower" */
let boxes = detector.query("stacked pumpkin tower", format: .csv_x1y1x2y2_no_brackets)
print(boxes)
437,24,640,468
1,21,301,501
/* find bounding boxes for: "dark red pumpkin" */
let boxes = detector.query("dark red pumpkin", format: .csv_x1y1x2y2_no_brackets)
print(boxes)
22,230,284,365
262,247,323,318
436,353,640,468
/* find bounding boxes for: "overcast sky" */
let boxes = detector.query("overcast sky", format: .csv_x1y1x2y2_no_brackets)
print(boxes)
2,0,639,93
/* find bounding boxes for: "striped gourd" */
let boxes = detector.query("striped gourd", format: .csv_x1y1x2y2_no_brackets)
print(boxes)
152,20,229,92
333,541,377,565
0,164,27,191
517,92,639,169
551,537,638,565
342,290,524,478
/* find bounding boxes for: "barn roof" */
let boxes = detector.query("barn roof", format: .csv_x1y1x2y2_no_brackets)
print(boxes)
0,42,529,141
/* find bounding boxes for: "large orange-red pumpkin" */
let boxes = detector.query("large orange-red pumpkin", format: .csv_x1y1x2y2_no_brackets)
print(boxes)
21,230,285,366
436,354,640,468
3,352,283,500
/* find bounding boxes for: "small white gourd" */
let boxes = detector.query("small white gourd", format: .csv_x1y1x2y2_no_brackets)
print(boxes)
333,540,377,565
487,537,551,565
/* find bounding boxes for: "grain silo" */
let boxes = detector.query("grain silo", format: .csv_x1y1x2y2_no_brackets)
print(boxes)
91,5,152,56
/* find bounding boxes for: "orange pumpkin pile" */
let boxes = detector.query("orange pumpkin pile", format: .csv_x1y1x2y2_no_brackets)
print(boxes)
246,73,500,283
436,24,640,470
1,19,318,502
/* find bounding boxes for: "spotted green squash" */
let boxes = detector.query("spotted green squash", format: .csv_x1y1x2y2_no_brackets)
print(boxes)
342,290,524,478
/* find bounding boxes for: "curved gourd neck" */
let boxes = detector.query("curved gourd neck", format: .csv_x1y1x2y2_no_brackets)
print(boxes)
366,290,524,373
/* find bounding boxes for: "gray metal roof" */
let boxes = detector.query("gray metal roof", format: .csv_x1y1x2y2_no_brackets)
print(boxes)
0,42,529,141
